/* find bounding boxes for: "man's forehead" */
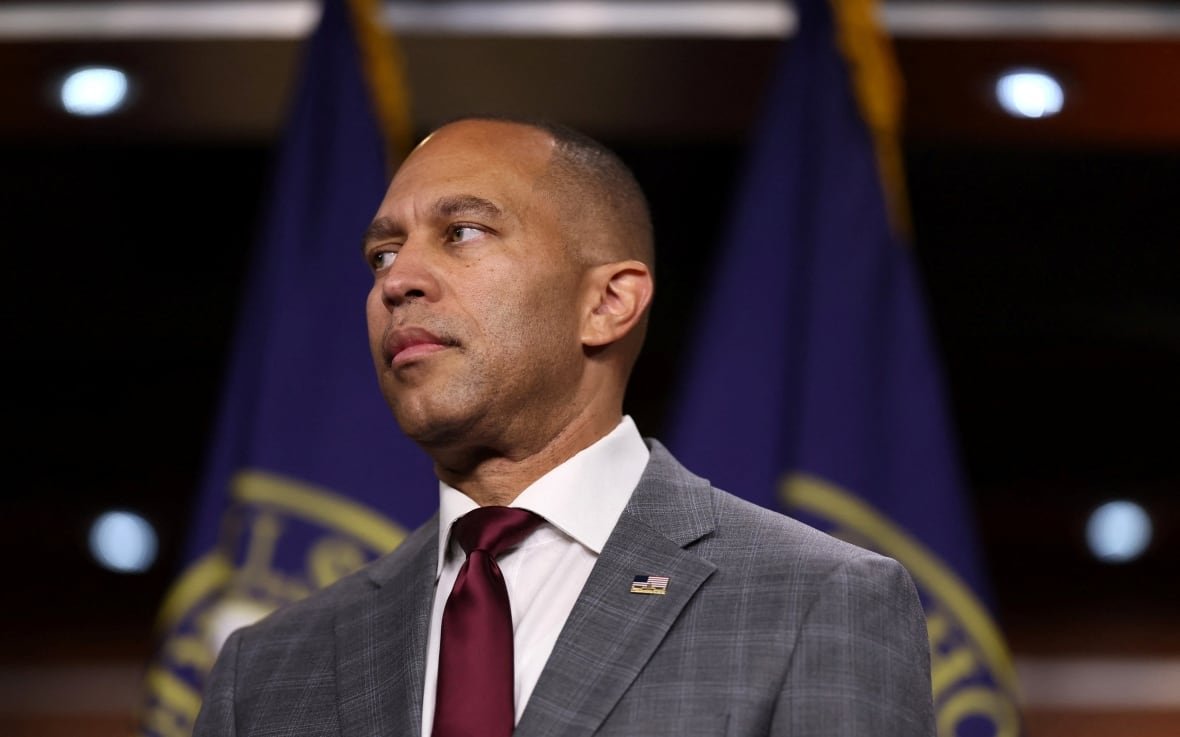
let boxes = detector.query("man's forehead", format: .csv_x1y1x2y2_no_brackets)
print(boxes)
417,118,556,154
380,122,557,212
396,121,555,181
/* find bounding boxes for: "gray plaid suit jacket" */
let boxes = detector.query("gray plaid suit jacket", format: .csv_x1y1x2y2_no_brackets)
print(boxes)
194,440,935,736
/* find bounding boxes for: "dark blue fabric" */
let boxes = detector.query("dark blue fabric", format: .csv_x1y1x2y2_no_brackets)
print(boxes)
187,0,435,556
666,2,1021,734
141,3,432,733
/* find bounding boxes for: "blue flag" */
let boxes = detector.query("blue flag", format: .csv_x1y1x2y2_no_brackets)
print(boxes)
138,1,430,734
666,1,1022,735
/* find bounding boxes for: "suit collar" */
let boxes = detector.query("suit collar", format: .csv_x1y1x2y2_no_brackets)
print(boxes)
362,514,438,589
337,517,438,737
515,441,719,737
620,439,717,547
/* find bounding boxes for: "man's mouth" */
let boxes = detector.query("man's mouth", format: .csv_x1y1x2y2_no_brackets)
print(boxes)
385,327,457,367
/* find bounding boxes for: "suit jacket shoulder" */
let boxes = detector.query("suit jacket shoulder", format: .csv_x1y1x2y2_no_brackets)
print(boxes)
515,439,935,737
633,437,913,584
193,515,439,737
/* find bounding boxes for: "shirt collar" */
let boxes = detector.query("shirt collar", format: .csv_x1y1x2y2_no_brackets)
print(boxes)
435,415,649,578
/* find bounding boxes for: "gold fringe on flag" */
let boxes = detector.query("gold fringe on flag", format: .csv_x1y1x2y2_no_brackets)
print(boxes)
345,0,415,172
829,0,912,238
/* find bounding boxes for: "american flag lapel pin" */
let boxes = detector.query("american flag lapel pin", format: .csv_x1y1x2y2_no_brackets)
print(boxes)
630,575,669,595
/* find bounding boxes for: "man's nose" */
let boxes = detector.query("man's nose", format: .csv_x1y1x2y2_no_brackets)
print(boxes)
380,238,439,307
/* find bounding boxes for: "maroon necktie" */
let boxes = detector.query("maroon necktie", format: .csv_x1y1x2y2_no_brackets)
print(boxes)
432,506,543,737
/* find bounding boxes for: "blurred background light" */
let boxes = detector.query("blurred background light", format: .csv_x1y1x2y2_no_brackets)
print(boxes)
204,599,276,654
1086,500,1152,563
995,68,1064,119
89,510,158,573
59,65,129,116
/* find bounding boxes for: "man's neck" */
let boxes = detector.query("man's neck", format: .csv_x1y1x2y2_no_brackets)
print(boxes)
432,408,623,507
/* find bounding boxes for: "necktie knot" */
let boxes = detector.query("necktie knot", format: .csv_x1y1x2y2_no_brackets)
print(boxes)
454,506,543,559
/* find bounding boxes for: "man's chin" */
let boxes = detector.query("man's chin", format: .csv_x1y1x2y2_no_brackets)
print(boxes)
391,404,478,452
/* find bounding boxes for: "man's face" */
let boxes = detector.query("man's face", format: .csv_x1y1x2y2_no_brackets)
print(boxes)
363,121,589,453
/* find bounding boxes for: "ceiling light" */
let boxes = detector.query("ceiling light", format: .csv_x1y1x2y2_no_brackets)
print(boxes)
89,509,158,573
1086,500,1152,563
995,68,1064,119
60,65,130,116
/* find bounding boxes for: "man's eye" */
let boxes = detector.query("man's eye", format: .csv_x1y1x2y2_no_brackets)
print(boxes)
449,225,484,243
371,251,397,270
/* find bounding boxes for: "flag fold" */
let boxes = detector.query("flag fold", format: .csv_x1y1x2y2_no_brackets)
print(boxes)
138,2,429,734
666,1,1023,735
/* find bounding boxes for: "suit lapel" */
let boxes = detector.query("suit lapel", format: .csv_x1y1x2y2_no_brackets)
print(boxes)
336,518,438,737
516,443,718,737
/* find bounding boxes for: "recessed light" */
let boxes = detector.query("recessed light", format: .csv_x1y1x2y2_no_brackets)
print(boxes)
1086,500,1151,563
995,68,1064,119
89,509,158,573
60,65,130,117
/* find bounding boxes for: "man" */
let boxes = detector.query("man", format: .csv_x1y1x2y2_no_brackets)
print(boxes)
194,117,935,736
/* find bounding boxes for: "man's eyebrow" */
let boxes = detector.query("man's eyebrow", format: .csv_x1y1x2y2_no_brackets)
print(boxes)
361,217,402,252
361,195,506,252
432,194,505,221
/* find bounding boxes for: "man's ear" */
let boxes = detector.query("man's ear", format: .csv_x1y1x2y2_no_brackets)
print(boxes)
581,260,654,348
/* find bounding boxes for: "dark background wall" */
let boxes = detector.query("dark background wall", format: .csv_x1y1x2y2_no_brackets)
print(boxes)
2,2,1179,734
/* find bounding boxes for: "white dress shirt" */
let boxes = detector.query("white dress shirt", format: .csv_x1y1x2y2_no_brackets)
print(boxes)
420,416,650,737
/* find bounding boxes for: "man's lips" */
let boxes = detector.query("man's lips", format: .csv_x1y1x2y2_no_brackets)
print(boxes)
385,327,456,367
